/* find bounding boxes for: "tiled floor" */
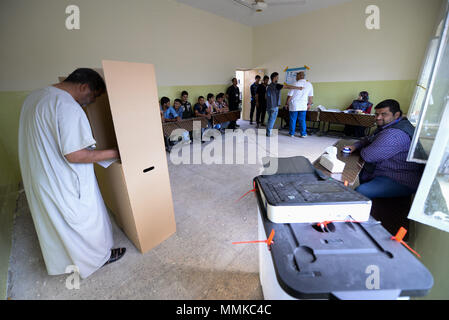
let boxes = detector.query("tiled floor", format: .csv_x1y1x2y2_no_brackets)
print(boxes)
7,121,338,299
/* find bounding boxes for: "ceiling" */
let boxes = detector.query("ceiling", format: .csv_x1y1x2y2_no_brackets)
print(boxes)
175,0,352,27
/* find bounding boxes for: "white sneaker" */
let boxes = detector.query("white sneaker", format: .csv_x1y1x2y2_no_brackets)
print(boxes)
289,135,295,138
300,134,307,138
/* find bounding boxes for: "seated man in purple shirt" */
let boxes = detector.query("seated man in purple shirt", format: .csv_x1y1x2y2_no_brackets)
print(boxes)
344,99,424,199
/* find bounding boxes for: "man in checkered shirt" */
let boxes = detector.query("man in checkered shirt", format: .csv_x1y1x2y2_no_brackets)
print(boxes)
344,99,424,199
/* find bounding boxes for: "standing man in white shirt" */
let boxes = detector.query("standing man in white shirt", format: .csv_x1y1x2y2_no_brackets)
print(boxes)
284,71,314,138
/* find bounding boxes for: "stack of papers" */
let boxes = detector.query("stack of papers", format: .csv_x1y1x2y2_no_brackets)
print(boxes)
315,105,341,112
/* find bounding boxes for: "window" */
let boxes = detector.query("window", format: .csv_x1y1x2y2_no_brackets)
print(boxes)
408,0,449,232
407,1,449,162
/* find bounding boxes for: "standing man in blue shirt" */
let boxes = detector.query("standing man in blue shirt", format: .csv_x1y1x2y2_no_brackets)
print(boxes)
266,72,303,137
249,75,261,125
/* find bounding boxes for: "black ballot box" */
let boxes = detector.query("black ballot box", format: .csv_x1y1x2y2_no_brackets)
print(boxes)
255,156,433,300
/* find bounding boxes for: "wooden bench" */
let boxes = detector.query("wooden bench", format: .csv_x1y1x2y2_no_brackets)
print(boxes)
211,110,241,126
161,118,208,137
318,111,376,136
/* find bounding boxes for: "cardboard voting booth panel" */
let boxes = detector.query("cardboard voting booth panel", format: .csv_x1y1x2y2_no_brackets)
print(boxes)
61,60,176,253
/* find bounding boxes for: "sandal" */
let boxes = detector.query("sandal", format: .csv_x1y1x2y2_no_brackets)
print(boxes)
103,248,126,266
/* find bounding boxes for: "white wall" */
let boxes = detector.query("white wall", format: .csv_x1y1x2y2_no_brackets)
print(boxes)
0,0,253,91
252,0,442,83
1,0,442,91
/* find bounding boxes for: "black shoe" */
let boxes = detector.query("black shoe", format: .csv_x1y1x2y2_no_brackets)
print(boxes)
103,248,126,266
250,121,253,125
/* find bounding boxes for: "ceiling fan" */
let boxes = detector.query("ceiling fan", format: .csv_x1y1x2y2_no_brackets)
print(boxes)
232,0,307,13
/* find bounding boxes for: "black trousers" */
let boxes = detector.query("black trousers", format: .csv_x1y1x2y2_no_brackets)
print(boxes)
228,104,238,129
250,100,256,122
256,104,267,124
344,125,366,137
370,196,412,240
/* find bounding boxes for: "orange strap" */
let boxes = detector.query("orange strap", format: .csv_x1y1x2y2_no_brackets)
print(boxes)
315,223,421,258
236,181,257,202
266,229,275,246
236,188,256,202
391,227,421,258
232,229,275,249
316,219,366,227
232,240,266,244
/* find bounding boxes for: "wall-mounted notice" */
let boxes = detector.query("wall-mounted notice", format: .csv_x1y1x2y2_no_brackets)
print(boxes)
284,65,310,85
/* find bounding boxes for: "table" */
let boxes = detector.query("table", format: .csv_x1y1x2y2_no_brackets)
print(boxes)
211,110,241,126
318,111,376,135
313,139,365,186
161,110,240,137
161,118,208,137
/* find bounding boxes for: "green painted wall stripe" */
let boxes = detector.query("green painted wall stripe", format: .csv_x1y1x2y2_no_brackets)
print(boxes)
0,139,19,300
0,91,29,185
0,79,418,183
280,80,416,115
157,84,229,104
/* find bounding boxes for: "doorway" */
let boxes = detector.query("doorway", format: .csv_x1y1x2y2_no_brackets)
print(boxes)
235,69,266,121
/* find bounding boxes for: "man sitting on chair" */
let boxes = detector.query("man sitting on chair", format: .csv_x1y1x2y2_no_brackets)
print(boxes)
205,93,221,130
344,99,424,199
344,91,373,138
160,97,180,122
216,93,230,131
216,93,229,112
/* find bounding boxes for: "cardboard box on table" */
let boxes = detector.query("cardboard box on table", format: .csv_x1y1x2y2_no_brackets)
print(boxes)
61,60,176,253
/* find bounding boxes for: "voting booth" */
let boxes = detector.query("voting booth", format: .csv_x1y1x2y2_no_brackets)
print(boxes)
61,60,176,253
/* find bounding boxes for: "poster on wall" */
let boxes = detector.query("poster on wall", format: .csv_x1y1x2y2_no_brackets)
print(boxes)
284,65,310,85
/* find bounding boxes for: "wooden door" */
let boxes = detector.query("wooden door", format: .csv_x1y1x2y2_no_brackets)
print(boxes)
242,69,265,121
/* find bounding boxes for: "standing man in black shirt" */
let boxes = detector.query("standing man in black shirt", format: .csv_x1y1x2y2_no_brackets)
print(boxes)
226,78,241,129
249,75,261,125
255,75,269,128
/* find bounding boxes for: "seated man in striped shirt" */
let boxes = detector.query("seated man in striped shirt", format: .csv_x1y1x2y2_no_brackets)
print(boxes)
344,99,424,199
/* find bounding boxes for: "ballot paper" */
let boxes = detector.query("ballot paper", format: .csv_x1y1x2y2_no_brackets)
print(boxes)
96,158,119,168
86,145,119,168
